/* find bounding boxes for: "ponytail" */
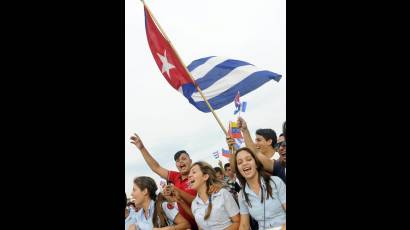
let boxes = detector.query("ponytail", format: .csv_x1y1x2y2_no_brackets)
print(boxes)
152,193,168,227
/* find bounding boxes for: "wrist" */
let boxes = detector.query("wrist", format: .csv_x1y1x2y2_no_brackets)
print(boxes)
176,196,183,202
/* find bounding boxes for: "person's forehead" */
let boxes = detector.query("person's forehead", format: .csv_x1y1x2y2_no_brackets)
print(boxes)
237,150,251,159
190,164,199,171
177,153,190,160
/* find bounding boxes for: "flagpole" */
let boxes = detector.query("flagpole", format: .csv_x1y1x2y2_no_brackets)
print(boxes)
141,0,229,137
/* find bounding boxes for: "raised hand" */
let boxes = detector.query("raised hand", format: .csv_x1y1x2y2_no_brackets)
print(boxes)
237,116,248,131
130,133,144,150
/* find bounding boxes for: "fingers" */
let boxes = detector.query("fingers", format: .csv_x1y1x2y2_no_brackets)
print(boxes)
130,133,140,141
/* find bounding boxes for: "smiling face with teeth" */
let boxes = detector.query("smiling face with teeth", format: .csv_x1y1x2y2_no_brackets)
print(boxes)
255,134,273,154
233,147,268,188
254,129,277,155
188,164,210,190
175,152,192,175
236,150,258,180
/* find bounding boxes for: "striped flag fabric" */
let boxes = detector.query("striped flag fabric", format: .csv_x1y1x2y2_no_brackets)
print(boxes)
221,148,231,158
229,121,243,139
185,56,282,112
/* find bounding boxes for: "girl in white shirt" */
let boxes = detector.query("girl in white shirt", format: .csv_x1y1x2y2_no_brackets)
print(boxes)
233,147,286,230
125,193,138,230
188,161,240,230
131,176,191,230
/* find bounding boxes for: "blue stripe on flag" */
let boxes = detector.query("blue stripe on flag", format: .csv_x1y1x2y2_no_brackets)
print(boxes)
185,70,281,112
194,59,252,90
231,128,241,133
187,56,215,72
241,102,247,112
222,148,230,154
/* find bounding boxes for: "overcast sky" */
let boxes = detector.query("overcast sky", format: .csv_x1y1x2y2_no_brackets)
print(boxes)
125,0,286,196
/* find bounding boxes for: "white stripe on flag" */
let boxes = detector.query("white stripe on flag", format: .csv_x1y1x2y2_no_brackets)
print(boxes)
190,57,229,80
191,65,261,102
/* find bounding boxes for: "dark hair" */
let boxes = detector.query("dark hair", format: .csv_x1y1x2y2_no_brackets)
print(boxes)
214,167,223,174
256,129,277,148
282,121,286,139
125,193,127,208
224,163,231,171
191,161,224,220
127,201,136,208
133,176,168,227
232,147,274,207
174,150,190,161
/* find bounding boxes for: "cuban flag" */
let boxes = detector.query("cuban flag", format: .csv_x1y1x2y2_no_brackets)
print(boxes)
233,91,247,115
144,6,194,91
186,57,281,112
234,138,244,149
144,7,281,113
234,91,241,109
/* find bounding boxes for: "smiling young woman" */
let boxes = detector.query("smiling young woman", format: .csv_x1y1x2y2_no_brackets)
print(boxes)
232,147,286,230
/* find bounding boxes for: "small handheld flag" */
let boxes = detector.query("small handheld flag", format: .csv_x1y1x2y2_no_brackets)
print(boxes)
221,148,231,158
160,180,166,188
234,138,244,149
234,91,241,115
233,91,247,115
212,151,219,159
241,101,247,112
229,121,243,139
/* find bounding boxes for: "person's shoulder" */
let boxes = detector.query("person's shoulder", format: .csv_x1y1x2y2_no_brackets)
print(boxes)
191,195,201,209
169,170,179,176
168,170,180,180
218,187,231,196
129,208,136,215
274,159,282,167
269,175,285,185
273,160,284,172
271,152,280,160
128,211,138,222
130,210,138,218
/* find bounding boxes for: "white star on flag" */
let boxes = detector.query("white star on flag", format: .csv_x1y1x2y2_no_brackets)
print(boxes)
157,50,175,78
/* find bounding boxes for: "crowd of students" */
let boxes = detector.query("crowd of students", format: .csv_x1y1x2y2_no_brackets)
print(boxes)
125,117,287,230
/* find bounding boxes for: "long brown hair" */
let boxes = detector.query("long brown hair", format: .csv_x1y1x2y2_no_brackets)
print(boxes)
191,161,224,220
133,176,168,227
232,147,275,207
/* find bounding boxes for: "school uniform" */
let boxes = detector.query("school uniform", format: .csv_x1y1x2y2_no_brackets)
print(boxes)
191,188,239,230
238,176,286,229
135,199,179,230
